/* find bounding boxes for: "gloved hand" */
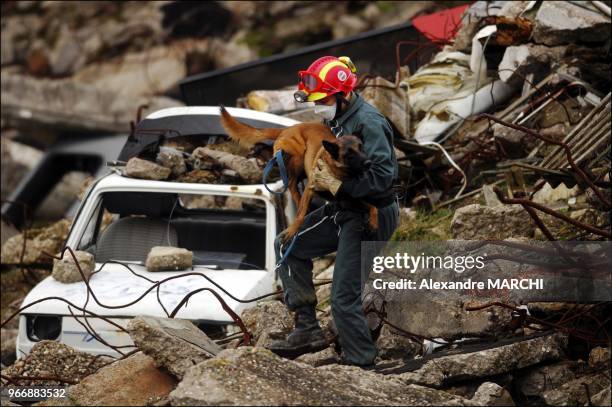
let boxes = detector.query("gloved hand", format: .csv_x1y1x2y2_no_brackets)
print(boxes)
310,159,342,196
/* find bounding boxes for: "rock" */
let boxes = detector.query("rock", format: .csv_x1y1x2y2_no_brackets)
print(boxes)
127,316,221,380
332,14,369,39
1,73,183,134
542,371,610,406
1,137,43,200
532,182,580,205
246,89,304,113
295,346,340,367
241,301,294,347
156,147,186,177
52,250,94,284
193,147,263,183
592,386,611,407
0,328,17,366
588,346,610,369
399,333,568,387
381,293,513,341
1,219,71,265
209,36,258,69
377,324,421,361
451,204,535,239
73,40,209,98
468,382,515,406
533,1,611,46
64,352,176,406
170,346,469,406
145,246,192,272
515,360,584,397
1,340,108,386
482,185,502,207
125,157,171,180
361,67,410,139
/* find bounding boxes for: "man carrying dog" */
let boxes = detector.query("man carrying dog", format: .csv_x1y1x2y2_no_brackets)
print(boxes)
268,56,399,368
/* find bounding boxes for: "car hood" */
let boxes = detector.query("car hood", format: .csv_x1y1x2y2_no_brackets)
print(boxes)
20,263,275,322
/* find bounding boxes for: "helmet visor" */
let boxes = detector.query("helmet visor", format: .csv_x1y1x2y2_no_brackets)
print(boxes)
298,71,322,92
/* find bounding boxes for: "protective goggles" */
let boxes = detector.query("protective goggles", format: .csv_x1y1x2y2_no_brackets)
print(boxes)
297,71,335,93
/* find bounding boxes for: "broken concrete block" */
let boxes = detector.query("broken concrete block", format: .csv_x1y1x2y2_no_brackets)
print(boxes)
193,147,262,183
127,316,222,380
1,219,71,265
170,346,469,405
451,204,535,239
532,182,580,205
468,382,515,406
588,346,610,369
64,352,176,406
295,346,339,367
52,250,94,284
0,328,17,366
533,1,611,46
542,371,610,406
482,185,502,207
377,324,421,361
125,157,172,180
361,67,411,139
241,301,294,346
498,44,566,84
156,147,186,177
399,333,568,387
515,360,584,397
145,246,192,272
246,89,304,113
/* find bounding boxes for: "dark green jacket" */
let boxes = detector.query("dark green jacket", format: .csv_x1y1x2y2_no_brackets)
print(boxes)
326,93,398,201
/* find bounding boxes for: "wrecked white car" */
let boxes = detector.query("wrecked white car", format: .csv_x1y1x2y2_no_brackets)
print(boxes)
16,107,298,358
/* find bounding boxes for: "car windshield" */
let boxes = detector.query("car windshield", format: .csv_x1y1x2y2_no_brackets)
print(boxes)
76,191,267,270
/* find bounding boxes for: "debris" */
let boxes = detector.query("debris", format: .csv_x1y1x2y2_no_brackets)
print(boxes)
451,204,535,239
481,184,503,207
542,371,610,406
361,67,411,138
241,300,294,348
398,333,568,387
192,146,263,183
532,182,580,205
127,316,221,380
468,381,515,406
156,147,187,177
61,352,176,406
498,44,566,84
0,74,182,134
515,360,584,398
1,340,109,386
0,328,18,366
52,250,94,284
169,346,469,406
376,324,421,361
591,386,611,407
295,346,339,367
588,346,611,369
0,137,43,200
533,1,611,46
1,219,71,265
125,157,172,181
145,246,193,272
246,89,307,113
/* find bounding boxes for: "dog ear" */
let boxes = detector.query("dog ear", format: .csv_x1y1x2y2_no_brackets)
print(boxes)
322,140,340,159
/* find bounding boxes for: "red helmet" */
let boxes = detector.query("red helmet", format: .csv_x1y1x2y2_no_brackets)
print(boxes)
296,56,358,102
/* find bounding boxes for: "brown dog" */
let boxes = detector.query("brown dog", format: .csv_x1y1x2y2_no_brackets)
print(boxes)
220,106,377,241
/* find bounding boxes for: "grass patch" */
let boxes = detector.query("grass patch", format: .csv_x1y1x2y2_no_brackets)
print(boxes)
391,208,454,241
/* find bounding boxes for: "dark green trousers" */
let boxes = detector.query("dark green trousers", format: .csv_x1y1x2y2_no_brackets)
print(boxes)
275,201,399,365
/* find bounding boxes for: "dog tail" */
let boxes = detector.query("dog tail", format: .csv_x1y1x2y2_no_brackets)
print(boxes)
219,105,282,147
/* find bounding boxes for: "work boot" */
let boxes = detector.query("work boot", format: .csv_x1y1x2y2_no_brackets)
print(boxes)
266,307,328,359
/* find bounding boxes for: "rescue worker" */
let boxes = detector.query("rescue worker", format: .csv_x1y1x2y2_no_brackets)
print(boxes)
268,56,399,367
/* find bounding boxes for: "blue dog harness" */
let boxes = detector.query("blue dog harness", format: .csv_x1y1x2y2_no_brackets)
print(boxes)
262,150,289,195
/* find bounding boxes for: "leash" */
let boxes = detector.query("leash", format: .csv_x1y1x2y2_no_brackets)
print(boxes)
262,150,289,194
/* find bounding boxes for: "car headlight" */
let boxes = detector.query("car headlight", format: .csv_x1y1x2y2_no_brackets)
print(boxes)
26,315,62,341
